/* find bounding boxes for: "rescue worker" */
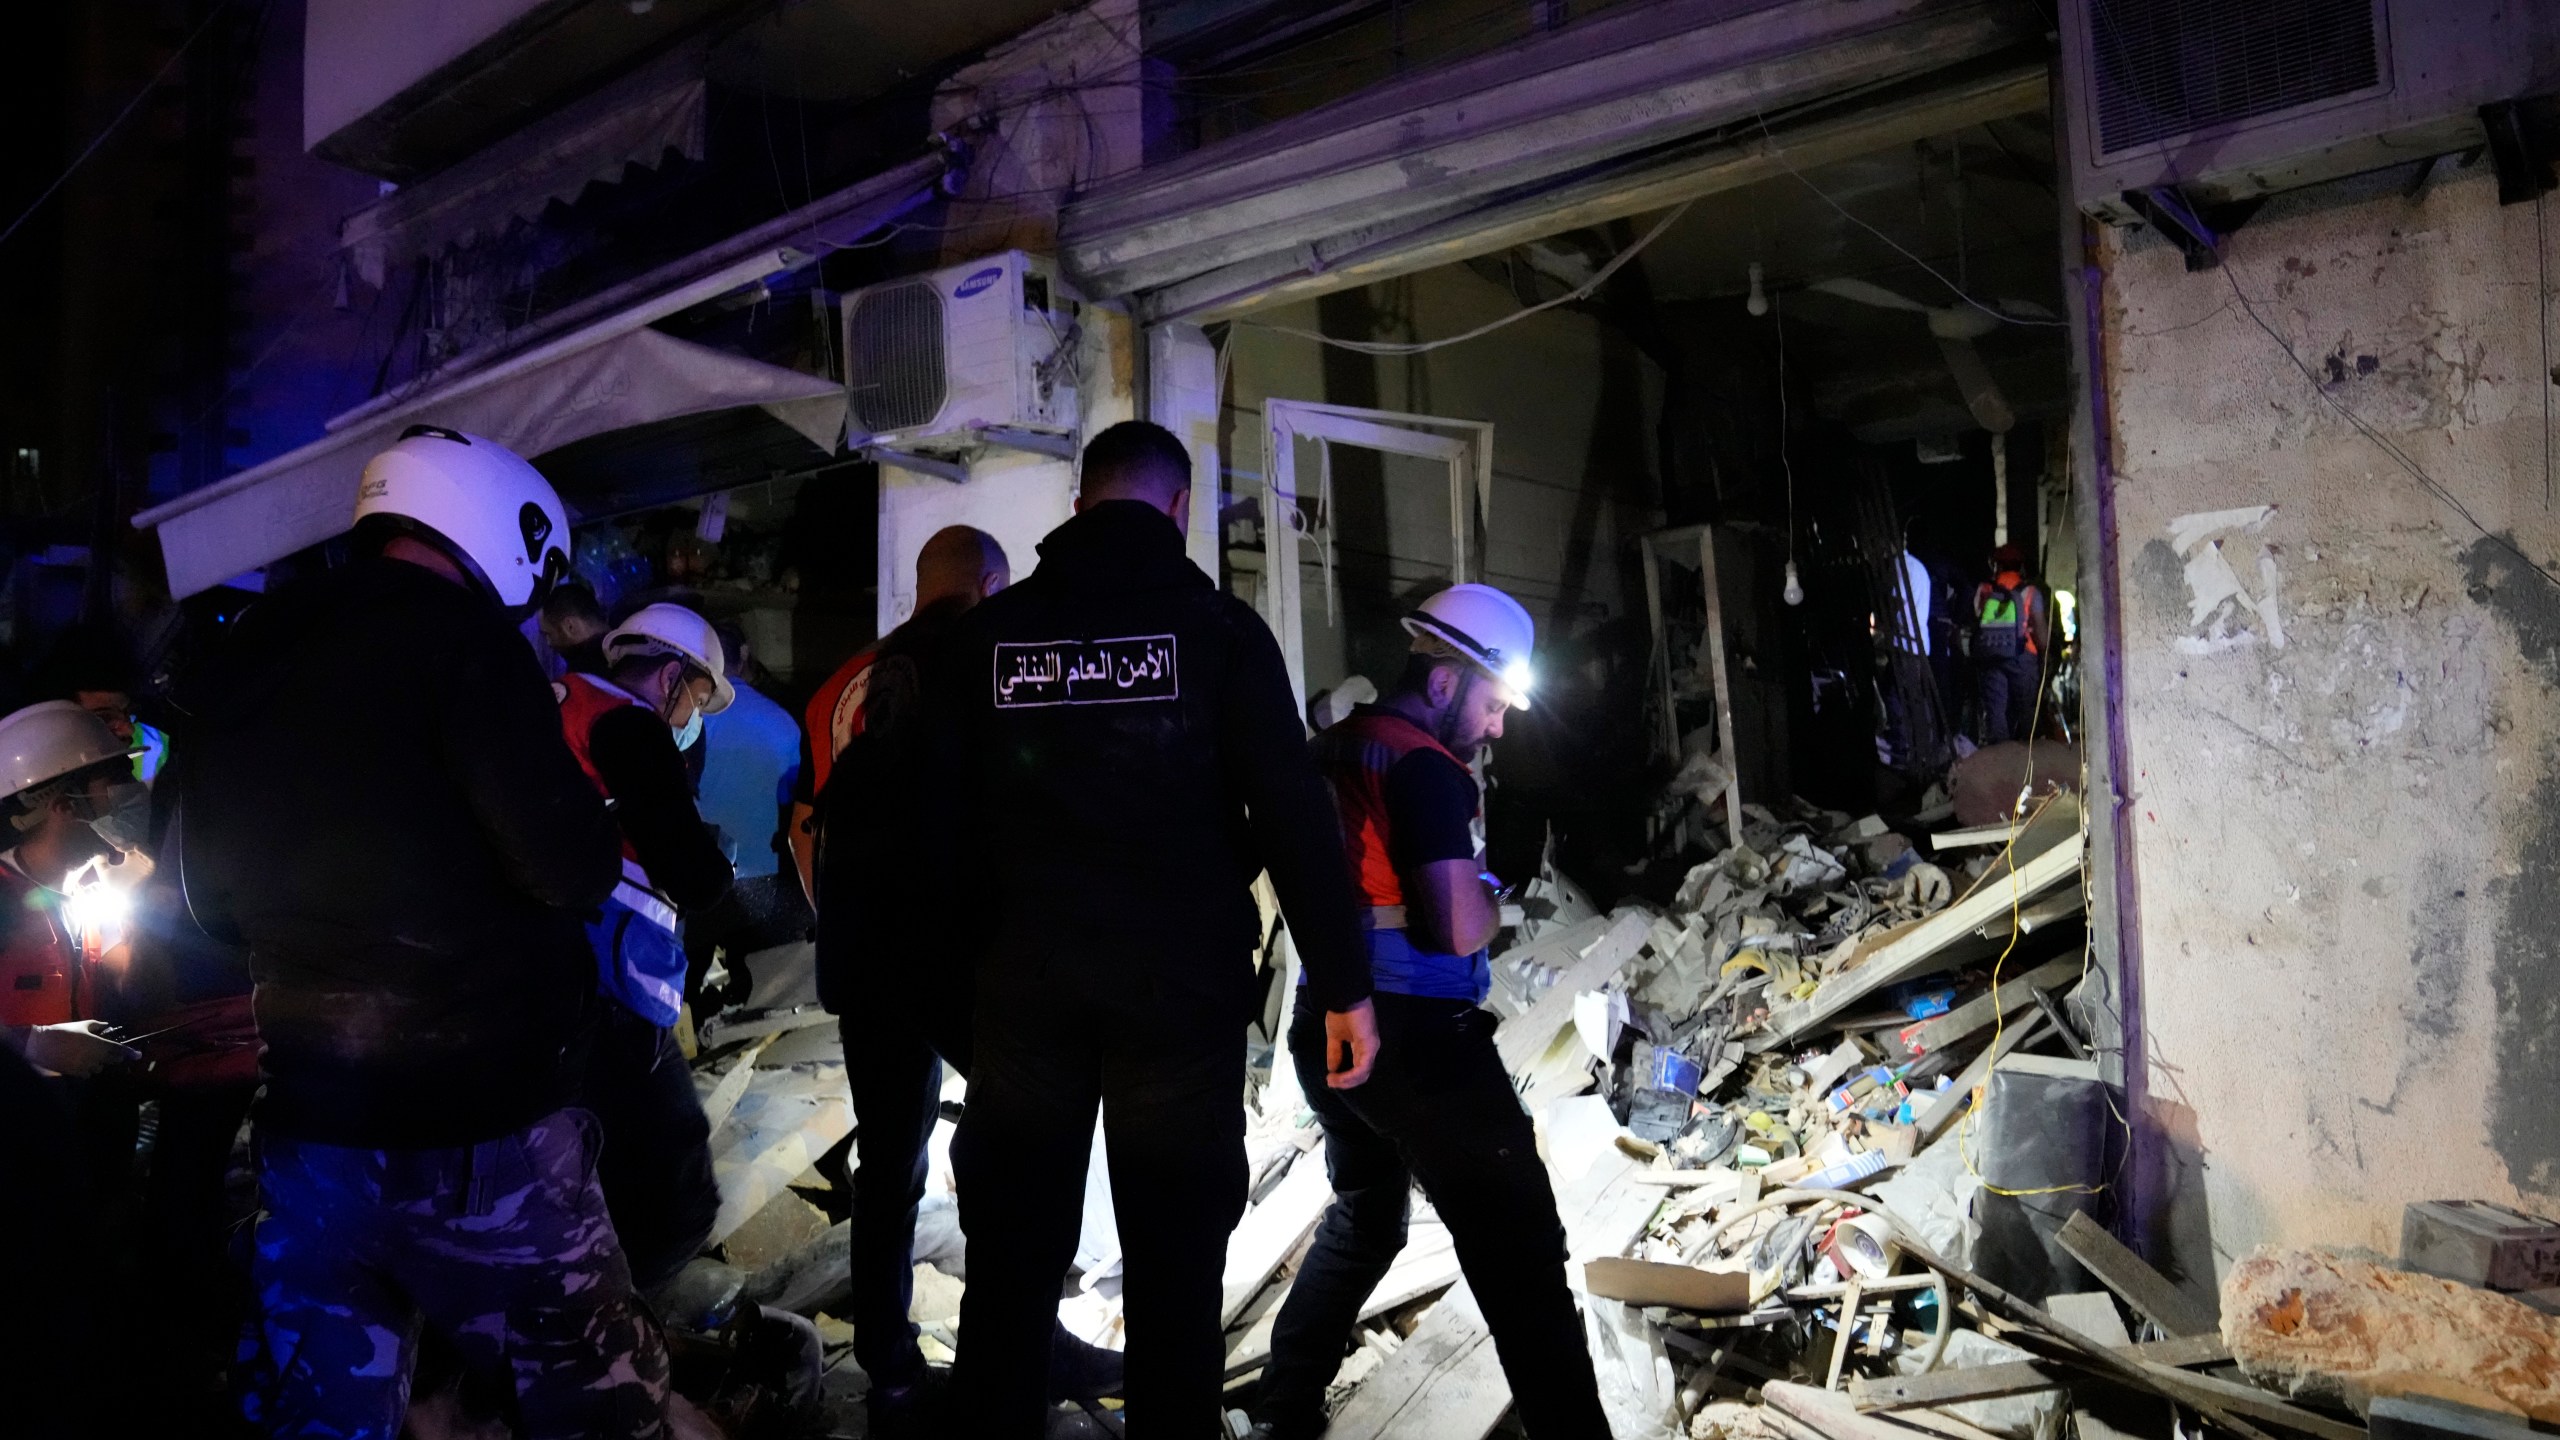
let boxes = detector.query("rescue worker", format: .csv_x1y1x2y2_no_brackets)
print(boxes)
933,420,1378,1437
181,424,670,1439
798,525,1010,1434
1971,543,2048,744
540,580,611,677
558,601,734,1290
1247,585,1611,1440
684,623,802,1013
0,700,149,1033
788,525,1009,908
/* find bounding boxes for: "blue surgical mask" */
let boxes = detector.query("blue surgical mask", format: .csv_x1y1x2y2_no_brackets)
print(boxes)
673,709,704,752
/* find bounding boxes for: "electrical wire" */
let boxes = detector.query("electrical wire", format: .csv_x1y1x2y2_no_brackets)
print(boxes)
1243,200,1693,355
1750,111,2066,332
1776,291,1797,569
2212,246,2560,591
0,0,239,252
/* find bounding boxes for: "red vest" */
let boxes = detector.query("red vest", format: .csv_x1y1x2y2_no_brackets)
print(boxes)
0,860,91,1028
800,647,879,802
1310,709,1475,913
557,672,649,873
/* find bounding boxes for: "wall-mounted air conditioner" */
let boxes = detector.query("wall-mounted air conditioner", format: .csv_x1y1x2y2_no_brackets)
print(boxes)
2062,0,2560,228
840,250,1081,464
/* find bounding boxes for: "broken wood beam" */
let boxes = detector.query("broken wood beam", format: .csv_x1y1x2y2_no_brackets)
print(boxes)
1884,1228,2279,1440
1494,910,1652,1074
1776,832,2082,1040
1902,956,2081,1055
1323,1282,1510,1440
2057,1211,2220,1339
1851,1334,2229,1410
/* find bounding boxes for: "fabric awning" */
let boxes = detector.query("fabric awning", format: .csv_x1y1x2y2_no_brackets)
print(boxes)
137,150,955,599
134,326,841,598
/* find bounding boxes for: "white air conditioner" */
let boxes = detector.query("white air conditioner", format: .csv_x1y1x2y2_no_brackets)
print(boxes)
839,250,1081,460
2061,0,2560,228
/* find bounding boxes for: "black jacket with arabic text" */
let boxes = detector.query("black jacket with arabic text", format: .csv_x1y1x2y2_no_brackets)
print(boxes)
928,501,1371,1016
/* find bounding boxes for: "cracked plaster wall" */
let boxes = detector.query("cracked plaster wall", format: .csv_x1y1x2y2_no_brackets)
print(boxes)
2105,168,2560,1287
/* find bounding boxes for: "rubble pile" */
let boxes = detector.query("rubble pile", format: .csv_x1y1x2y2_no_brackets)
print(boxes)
1207,784,2530,1440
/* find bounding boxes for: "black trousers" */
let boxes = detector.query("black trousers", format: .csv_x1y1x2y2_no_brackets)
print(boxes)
581,1004,720,1293
1976,650,2044,744
1258,992,1609,1440
840,1005,948,1393
952,974,1246,1438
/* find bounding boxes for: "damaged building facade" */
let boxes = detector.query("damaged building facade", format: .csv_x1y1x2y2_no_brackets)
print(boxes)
74,0,2560,1430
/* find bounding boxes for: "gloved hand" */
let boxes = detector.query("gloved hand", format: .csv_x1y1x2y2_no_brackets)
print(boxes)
23,1020,140,1077
1323,999,1379,1090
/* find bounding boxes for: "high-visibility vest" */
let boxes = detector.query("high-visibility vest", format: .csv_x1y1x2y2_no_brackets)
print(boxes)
1310,708,1478,927
799,647,879,803
555,673,685,1024
0,858,109,1028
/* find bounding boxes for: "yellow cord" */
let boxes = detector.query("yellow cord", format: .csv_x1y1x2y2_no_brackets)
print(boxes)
1955,631,2107,1199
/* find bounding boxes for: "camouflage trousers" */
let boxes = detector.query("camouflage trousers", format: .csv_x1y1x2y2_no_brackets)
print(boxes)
238,1107,671,1440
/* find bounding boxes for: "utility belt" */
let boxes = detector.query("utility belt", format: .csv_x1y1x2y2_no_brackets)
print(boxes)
587,858,686,1029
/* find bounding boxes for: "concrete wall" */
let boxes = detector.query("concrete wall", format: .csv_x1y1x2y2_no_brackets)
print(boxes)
2103,166,2560,1283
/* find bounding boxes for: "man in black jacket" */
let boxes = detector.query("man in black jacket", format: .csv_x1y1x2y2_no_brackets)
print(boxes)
807,525,1009,1434
184,426,669,1439
936,421,1378,1437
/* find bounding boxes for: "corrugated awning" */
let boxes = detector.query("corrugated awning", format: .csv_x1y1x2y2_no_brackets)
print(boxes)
134,326,841,598
341,45,711,288
1058,0,2041,320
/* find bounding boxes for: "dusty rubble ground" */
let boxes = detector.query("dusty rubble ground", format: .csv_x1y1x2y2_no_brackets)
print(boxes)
474,753,2560,1440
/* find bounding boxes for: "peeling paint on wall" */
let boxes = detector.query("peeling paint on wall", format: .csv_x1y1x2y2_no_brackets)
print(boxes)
2168,505,2283,653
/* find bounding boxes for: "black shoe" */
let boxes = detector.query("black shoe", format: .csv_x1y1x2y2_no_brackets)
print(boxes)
1047,1323,1126,1403
866,1365,951,1439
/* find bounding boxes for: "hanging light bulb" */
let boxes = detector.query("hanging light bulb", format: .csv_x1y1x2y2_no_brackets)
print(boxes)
1782,559,1805,606
1746,261,1770,318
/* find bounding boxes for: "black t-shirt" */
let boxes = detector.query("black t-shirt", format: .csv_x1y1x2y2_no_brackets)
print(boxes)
1381,747,1478,875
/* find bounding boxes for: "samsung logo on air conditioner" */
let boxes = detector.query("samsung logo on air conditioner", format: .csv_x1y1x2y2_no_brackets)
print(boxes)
954,266,1005,298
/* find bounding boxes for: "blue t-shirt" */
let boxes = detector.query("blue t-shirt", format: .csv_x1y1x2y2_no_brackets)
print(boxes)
697,681,801,880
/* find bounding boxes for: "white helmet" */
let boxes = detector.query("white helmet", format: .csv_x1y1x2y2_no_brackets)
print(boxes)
0,701,129,803
1403,583,1537,709
602,603,735,714
354,425,571,610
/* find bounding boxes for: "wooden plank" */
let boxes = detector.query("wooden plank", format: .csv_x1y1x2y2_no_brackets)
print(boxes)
1903,957,2081,1055
1929,823,2025,851
1851,1334,2229,1411
1777,833,2082,1040
1494,911,1652,1074
1324,1282,1511,1440
2137,1364,2369,1440
1220,1150,1337,1327
2056,1210,2220,1339
1912,1014,2050,1144
1768,1379,1948,1440
1224,1219,1462,1378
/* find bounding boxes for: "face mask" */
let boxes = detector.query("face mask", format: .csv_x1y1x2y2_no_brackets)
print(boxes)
86,781,151,854
673,709,704,752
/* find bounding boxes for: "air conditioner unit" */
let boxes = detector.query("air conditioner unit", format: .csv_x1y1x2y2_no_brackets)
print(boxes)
839,250,1081,460
2061,0,2560,228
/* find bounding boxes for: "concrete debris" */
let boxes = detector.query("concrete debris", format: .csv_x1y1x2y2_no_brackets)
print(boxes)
2223,1247,2560,1421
